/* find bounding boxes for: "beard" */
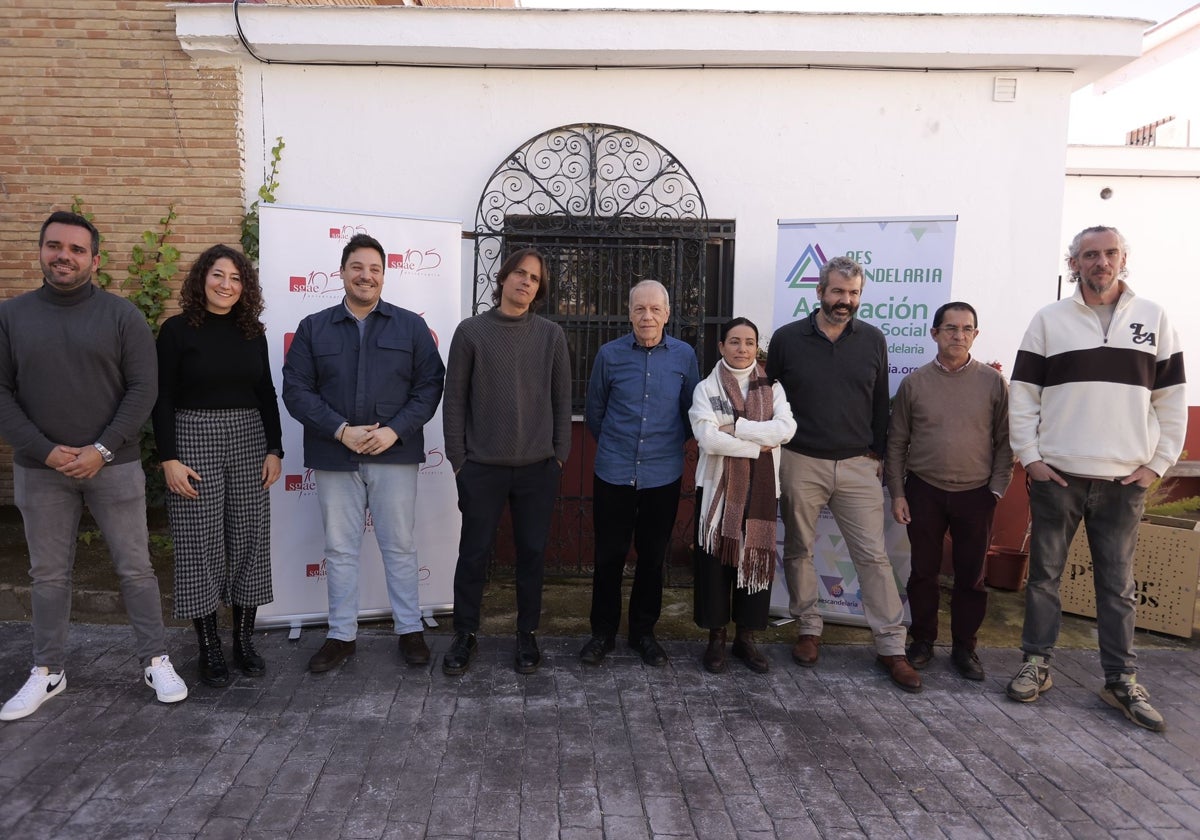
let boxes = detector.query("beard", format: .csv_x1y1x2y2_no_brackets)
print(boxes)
1076,265,1127,296
820,298,858,324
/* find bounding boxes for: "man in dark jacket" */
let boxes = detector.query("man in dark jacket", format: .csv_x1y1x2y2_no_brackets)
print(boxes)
283,233,445,673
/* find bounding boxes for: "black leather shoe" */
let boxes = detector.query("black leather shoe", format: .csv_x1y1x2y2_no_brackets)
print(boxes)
951,645,985,681
442,633,477,676
308,638,355,673
630,635,668,667
906,639,934,670
399,631,430,667
579,636,615,666
515,631,541,675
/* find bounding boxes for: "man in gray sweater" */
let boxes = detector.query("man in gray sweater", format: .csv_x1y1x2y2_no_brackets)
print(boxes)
0,211,187,721
441,248,572,676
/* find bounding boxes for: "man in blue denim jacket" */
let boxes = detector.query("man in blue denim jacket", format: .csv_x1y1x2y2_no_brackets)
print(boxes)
283,233,445,673
580,280,700,666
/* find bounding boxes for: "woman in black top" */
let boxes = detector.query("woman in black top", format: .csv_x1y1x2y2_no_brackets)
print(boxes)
153,244,282,687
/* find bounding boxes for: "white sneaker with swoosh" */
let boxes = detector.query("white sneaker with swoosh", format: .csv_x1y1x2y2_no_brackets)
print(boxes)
0,666,66,721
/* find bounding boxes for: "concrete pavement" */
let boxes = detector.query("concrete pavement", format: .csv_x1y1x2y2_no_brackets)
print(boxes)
0,622,1198,839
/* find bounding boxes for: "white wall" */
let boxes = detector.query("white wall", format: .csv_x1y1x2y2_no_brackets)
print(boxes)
243,63,1075,373
1062,147,1200,403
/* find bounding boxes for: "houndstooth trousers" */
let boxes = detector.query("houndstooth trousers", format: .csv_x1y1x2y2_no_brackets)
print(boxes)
166,408,273,619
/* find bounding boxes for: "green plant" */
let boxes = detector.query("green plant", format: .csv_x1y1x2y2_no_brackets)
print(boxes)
149,533,174,555
241,136,286,263
70,196,113,289
77,529,102,547
125,205,179,337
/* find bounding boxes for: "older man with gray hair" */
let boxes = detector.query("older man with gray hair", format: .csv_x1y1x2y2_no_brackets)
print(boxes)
581,280,700,666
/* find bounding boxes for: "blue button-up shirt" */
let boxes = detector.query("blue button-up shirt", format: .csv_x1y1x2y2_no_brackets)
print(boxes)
586,333,700,489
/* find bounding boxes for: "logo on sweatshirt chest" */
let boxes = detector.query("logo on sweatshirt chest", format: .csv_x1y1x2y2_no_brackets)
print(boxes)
1129,323,1156,346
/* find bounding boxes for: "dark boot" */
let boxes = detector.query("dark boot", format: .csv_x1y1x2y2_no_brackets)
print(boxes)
703,627,727,674
732,627,770,673
232,605,266,676
193,612,230,687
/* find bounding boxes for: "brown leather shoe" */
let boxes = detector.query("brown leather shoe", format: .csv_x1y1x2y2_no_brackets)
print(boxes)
398,631,430,666
732,629,769,674
792,634,820,667
703,628,727,674
308,638,355,673
876,654,923,693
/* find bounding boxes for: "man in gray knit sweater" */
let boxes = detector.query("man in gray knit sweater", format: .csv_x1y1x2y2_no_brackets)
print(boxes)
0,212,187,721
441,248,572,676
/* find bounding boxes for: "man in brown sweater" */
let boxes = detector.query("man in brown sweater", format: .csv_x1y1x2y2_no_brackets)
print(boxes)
885,301,1013,680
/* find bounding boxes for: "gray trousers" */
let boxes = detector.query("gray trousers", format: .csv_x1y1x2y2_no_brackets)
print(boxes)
1023,474,1145,681
14,461,167,670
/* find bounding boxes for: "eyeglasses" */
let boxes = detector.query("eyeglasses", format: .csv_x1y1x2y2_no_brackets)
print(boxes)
935,325,976,336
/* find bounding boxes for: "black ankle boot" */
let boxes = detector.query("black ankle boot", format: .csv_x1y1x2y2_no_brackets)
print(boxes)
193,612,230,687
232,605,266,676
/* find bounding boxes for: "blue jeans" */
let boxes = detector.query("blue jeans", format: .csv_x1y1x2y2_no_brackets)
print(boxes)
315,464,421,641
1023,474,1145,680
14,462,167,670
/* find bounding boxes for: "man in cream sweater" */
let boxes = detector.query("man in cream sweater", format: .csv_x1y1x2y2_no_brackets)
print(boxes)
1006,226,1185,732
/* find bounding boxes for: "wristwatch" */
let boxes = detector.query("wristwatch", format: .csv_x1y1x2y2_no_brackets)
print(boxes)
93,442,115,463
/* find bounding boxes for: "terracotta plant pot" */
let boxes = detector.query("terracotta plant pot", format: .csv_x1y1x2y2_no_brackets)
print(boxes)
985,548,1029,592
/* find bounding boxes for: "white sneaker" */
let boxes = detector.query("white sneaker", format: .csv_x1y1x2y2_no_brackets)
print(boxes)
144,655,188,704
0,666,66,721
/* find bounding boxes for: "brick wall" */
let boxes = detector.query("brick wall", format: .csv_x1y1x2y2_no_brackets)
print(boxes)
0,1,246,503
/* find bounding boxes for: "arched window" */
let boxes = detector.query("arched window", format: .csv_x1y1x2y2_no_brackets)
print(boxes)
473,123,734,414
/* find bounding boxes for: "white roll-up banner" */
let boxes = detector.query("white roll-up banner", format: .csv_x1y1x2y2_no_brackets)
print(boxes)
257,204,462,630
769,216,956,626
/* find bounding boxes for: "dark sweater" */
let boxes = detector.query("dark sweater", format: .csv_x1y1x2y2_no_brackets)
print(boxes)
765,311,889,460
0,281,157,468
442,308,572,471
152,311,283,461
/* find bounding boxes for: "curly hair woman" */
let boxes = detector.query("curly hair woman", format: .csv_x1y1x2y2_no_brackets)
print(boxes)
152,244,283,687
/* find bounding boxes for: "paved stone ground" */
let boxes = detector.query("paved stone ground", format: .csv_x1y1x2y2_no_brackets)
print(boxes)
0,622,1198,839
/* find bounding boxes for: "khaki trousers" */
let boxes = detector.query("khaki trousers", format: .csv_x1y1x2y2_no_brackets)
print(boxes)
778,450,906,655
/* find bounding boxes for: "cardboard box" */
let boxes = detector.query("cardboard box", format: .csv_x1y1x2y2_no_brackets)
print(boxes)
1061,516,1200,638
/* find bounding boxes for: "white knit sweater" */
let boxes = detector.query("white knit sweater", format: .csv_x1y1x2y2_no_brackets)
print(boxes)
1009,282,1186,479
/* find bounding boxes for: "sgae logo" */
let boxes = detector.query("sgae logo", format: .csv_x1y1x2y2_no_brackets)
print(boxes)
285,468,318,498
288,270,343,299
329,224,368,241
305,559,327,579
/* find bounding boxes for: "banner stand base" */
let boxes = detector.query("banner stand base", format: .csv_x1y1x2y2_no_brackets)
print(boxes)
288,621,302,641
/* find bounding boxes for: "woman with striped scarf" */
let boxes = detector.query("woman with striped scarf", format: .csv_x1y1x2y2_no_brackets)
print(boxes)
689,318,795,673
